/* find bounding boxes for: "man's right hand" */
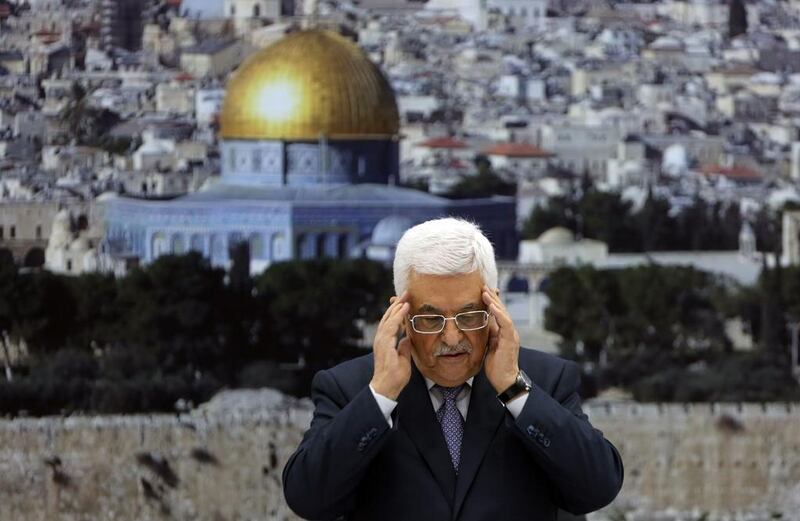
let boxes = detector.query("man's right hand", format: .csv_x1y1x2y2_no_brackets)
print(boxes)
370,291,412,401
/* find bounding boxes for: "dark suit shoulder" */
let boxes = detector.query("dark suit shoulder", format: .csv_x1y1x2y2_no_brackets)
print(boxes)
518,347,576,395
323,352,375,399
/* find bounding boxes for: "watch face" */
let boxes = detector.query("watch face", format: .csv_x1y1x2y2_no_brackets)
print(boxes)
519,370,532,388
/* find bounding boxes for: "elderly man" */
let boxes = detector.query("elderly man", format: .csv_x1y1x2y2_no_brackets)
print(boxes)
283,218,624,521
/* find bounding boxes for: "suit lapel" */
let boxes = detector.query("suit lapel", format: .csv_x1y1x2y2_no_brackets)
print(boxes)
396,363,457,507
452,368,505,520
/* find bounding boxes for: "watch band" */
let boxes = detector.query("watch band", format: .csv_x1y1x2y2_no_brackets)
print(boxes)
497,369,532,406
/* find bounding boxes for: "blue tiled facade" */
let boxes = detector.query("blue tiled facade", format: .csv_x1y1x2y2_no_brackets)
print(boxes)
103,138,517,270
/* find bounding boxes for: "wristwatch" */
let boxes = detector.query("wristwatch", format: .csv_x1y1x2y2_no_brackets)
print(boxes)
497,369,532,406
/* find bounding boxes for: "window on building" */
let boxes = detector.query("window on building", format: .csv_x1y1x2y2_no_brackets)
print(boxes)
66,259,72,271
249,233,264,259
210,234,225,263
295,234,306,259
36,225,42,239
190,234,204,253
358,156,366,177
272,233,285,260
0,226,3,240
316,234,327,258
337,234,348,259
10,226,15,239
253,4,260,17
152,233,168,257
172,235,186,255
252,149,262,171
231,4,236,15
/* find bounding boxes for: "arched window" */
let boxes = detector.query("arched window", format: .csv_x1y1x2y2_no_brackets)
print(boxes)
316,234,327,258
190,234,204,253
253,4,260,17
272,232,285,260
228,232,243,247
172,234,186,255
337,234,348,259
152,232,168,258
295,234,305,259
210,234,225,263
249,233,264,259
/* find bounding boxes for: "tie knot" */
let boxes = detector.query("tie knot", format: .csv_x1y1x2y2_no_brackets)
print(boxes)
434,384,464,402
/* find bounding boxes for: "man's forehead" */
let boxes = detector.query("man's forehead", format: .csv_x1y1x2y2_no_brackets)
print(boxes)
416,301,481,313
406,272,485,313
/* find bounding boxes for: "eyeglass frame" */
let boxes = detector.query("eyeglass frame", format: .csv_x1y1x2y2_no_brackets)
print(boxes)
407,310,492,335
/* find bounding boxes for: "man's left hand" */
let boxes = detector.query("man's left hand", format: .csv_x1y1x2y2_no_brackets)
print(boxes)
482,285,521,395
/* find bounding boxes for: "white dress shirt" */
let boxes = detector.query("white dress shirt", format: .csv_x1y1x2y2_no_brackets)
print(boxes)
370,375,529,427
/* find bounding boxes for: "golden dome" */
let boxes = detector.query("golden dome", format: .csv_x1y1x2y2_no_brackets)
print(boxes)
219,30,400,141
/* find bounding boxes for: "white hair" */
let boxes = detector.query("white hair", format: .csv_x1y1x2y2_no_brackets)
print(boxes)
393,217,498,295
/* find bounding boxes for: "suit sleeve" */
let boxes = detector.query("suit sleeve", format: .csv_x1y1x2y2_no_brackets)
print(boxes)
282,369,396,520
508,360,624,515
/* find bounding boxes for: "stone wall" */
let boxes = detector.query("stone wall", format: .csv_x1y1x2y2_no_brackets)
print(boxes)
1,395,799,521
0,391,313,521
586,401,800,520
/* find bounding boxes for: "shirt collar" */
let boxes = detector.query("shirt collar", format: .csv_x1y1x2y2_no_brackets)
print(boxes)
424,376,474,391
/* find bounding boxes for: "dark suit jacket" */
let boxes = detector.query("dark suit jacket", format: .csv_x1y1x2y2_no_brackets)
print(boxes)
283,348,624,521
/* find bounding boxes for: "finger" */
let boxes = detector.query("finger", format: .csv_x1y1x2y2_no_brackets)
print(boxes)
488,301,514,329
386,302,410,329
489,314,500,336
386,292,411,320
380,293,407,325
486,315,500,351
483,287,511,318
390,290,409,305
482,286,504,308
397,336,412,359
481,286,499,307
378,305,409,342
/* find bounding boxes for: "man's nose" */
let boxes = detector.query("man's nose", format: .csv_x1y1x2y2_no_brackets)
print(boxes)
441,318,463,345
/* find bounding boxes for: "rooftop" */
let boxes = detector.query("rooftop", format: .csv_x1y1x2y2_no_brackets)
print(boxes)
483,143,554,158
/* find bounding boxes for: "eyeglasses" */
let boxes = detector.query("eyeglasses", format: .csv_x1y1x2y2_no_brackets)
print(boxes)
409,310,491,334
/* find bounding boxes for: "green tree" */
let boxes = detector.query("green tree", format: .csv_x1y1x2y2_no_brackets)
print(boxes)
444,163,516,199
253,258,393,374
521,196,573,240
63,273,120,351
115,253,229,374
9,271,77,355
545,265,732,389
0,251,17,379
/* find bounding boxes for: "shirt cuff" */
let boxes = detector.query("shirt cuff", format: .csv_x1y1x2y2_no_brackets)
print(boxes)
505,391,529,419
369,385,398,427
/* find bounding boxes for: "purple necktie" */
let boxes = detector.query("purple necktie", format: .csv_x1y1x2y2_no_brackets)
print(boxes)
433,384,466,473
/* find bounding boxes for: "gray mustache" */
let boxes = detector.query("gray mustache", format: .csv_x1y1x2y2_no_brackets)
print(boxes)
434,343,472,357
